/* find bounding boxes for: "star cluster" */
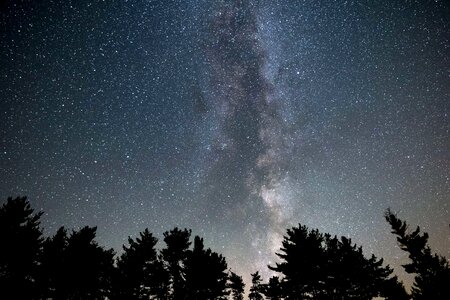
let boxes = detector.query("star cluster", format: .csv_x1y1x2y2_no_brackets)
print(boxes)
1,0,449,289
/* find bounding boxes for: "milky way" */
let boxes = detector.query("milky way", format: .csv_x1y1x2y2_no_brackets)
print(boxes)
196,1,299,274
1,0,449,290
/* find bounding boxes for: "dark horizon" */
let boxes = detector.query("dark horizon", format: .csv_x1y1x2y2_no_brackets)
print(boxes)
3,195,445,299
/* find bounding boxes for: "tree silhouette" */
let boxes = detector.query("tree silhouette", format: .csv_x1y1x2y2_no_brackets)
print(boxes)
269,225,324,298
66,226,115,298
37,226,68,299
161,227,192,300
112,228,169,299
38,226,115,299
228,271,245,300
385,209,450,299
248,271,264,300
2,196,426,299
184,236,229,299
324,235,394,299
380,275,410,300
269,224,406,299
262,276,282,300
0,196,43,298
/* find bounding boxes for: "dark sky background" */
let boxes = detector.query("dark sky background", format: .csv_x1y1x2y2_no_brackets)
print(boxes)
1,0,449,290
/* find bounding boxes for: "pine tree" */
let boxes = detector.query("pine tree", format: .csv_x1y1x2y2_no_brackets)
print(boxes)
380,275,410,300
385,209,450,299
184,236,229,299
268,225,324,298
161,227,192,299
0,196,43,298
269,224,405,299
249,271,264,300
228,271,245,300
113,228,169,299
38,226,115,299
262,276,282,300
327,236,393,299
37,226,68,299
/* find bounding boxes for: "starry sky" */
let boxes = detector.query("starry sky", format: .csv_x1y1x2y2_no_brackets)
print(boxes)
1,0,449,290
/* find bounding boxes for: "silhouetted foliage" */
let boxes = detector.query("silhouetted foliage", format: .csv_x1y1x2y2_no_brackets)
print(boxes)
324,235,396,299
38,226,115,299
0,195,239,299
269,224,405,299
0,196,43,299
161,227,192,300
249,271,264,300
66,226,115,298
262,276,282,300
184,236,229,299
2,196,427,299
228,271,245,300
112,228,169,299
37,226,68,299
269,226,323,298
380,275,410,300
385,209,450,299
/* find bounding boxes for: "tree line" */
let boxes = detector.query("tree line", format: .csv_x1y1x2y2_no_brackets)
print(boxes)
0,196,448,299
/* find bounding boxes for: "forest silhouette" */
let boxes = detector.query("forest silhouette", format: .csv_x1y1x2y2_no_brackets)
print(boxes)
0,196,448,299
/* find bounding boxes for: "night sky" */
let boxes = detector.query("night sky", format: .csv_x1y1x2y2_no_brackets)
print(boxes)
1,0,449,290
